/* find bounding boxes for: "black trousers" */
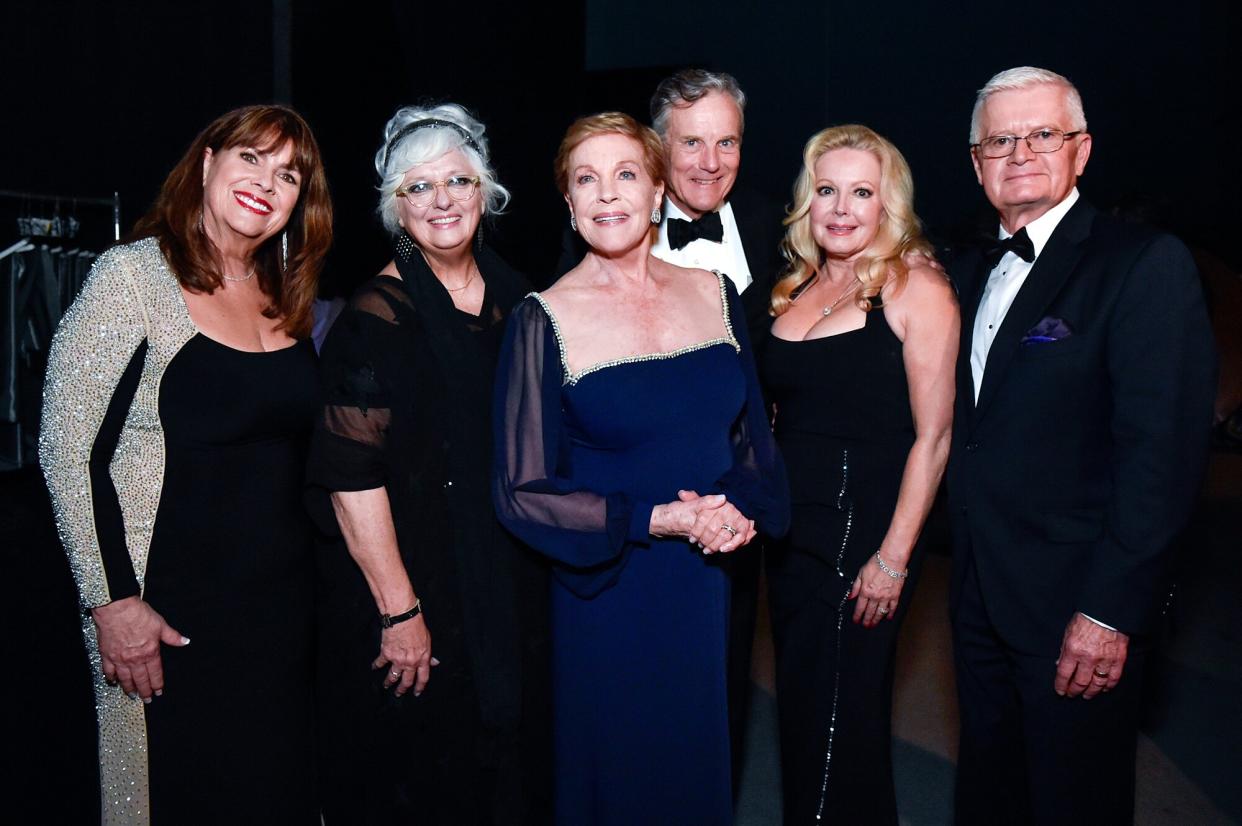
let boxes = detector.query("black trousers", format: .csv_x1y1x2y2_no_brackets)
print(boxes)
769,549,912,826
952,557,1144,826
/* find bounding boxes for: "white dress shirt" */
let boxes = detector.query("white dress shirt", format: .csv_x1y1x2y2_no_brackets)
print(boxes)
651,198,754,295
970,188,1079,402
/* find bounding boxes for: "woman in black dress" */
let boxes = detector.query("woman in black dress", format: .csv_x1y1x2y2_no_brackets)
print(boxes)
307,103,550,824
40,105,332,824
761,124,959,824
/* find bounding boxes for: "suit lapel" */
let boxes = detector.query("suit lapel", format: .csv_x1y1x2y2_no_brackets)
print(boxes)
973,200,1095,420
955,250,991,431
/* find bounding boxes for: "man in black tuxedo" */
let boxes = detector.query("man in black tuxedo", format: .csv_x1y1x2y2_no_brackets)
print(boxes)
647,69,783,343
647,68,784,791
947,66,1216,825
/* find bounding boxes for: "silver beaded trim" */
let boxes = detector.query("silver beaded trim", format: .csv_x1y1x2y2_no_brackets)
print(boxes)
528,270,739,387
816,448,853,823
41,237,197,825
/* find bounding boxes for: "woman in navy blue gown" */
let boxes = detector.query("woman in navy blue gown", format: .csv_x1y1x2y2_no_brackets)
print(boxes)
493,113,788,825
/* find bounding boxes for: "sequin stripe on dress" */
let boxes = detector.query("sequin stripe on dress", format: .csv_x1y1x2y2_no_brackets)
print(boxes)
815,448,853,823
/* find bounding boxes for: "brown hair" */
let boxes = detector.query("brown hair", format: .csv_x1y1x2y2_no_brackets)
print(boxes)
129,105,333,338
771,124,932,317
553,112,666,195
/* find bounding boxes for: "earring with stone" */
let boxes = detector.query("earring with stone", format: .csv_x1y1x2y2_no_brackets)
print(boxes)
281,231,288,271
570,214,577,232
650,207,662,224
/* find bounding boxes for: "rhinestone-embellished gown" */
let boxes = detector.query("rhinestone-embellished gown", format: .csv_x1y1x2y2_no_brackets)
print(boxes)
761,301,921,825
493,273,788,826
40,239,318,824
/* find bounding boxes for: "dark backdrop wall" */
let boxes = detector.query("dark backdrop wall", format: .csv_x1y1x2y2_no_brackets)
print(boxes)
4,1,1236,287
0,1,1236,821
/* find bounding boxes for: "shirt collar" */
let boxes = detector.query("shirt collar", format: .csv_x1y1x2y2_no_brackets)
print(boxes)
663,197,728,223
999,187,1079,259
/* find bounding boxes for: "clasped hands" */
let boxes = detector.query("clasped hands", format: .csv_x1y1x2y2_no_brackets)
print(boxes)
650,489,756,554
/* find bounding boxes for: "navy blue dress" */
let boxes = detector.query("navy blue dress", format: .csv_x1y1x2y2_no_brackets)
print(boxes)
493,274,788,826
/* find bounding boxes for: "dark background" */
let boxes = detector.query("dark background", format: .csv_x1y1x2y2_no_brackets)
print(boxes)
2,1,1237,821
2,0,1238,289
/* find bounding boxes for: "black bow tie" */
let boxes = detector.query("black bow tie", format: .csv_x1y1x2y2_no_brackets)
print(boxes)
983,227,1035,269
667,210,724,250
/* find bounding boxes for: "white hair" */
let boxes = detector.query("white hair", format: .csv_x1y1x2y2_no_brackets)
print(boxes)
374,103,510,235
969,66,1087,144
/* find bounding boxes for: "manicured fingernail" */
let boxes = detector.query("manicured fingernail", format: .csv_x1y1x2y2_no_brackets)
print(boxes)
181,637,191,645
155,690,163,697
142,697,152,705
128,693,138,700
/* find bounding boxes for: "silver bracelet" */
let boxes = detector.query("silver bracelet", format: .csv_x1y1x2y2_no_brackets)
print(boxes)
874,551,908,580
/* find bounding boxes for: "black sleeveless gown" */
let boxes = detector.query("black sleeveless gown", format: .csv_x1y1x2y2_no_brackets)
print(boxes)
761,303,921,825
141,334,319,824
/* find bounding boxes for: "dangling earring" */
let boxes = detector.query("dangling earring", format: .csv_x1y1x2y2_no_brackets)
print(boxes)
570,214,578,232
650,207,662,224
280,231,289,271
395,232,416,262
476,223,484,252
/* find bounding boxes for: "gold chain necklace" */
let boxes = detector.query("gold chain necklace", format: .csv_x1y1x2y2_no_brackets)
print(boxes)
819,275,860,317
442,262,479,292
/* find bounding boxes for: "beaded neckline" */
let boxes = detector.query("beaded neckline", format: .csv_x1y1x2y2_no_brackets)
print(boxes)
530,270,740,387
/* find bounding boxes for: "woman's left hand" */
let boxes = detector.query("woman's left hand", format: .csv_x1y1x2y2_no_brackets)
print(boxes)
849,553,907,628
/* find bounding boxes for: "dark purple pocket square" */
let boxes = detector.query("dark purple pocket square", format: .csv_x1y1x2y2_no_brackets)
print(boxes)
1021,316,1074,344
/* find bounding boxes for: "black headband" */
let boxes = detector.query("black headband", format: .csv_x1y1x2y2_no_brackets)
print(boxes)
383,118,481,169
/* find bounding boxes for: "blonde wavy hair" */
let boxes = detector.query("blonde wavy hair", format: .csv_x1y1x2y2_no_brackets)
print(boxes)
771,124,931,316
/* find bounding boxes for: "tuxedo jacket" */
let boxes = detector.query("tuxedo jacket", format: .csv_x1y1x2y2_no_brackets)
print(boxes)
554,186,785,343
946,198,1216,654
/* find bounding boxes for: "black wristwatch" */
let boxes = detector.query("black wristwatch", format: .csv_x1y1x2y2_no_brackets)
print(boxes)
380,599,422,628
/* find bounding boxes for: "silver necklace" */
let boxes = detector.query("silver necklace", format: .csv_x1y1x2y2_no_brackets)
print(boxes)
221,267,256,283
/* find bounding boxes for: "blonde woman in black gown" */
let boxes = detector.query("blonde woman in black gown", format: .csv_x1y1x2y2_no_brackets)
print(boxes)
761,124,959,824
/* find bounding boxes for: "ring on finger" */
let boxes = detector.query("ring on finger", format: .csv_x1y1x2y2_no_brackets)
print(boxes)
1093,669,1110,679
720,524,738,537
877,606,890,615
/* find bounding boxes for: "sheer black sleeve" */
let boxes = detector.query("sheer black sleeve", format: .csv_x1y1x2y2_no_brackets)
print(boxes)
306,281,407,498
492,297,653,597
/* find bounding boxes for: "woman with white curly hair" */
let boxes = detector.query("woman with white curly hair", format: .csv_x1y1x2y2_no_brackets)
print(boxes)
308,102,550,824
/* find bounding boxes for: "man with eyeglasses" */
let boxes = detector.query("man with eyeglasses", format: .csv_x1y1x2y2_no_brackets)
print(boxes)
946,66,1215,825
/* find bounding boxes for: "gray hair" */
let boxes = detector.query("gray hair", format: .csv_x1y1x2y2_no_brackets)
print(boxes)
970,66,1087,145
650,69,747,140
374,103,510,236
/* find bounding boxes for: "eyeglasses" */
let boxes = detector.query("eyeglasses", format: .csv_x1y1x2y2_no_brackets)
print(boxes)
395,175,480,207
972,129,1084,159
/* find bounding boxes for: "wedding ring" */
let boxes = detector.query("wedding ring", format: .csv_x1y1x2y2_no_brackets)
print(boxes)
1094,669,1109,679
721,524,738,537
877,606,890,615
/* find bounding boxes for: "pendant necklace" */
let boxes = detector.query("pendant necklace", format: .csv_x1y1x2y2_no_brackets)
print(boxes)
820,275,860,316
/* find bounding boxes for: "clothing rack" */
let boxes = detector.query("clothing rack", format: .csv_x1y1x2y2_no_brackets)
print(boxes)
0,189,121,241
